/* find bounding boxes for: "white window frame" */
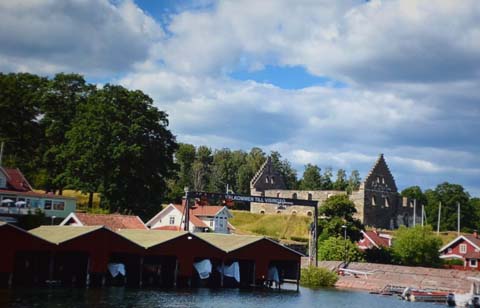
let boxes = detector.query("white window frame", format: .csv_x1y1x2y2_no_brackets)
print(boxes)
460,243,467,254
470,259,478,268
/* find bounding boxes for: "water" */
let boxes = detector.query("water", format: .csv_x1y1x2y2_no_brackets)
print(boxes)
0,287,440,308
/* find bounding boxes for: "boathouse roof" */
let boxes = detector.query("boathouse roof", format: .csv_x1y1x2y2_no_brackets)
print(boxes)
117,229,188,248
196,233,263,252
29,225,103,244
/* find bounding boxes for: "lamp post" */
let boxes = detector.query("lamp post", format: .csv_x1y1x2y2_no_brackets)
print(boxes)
341,225,347,265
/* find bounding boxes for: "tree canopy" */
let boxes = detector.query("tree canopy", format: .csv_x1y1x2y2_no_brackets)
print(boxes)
391,225,442,267
318,236,365,262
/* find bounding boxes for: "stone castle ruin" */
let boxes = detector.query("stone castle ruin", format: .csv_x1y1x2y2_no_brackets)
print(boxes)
250,154,421,229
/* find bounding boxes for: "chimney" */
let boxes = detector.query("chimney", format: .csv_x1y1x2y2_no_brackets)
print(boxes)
474,230,478,239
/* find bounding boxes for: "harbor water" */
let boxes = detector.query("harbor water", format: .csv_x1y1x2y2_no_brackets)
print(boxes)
0,287,440,308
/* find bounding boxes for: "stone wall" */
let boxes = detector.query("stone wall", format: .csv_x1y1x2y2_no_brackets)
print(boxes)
250,189,345,216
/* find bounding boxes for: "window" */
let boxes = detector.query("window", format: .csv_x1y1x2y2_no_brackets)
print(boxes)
169,216,175,225
260,210,265,215
385,198,390,208
291,210,297,216
376,177,380,183
276,210,281,214
371,196,376,206
0,177,4,188
381,177,385,184
307,211,313,217
276,192,280,198
210,220,213,227
265,176,270,183
470,259,478,268
460,244,467,254
271,177,275,184
53,200,65,211
44,200,52,210
292,193,297,199
308,193,312,201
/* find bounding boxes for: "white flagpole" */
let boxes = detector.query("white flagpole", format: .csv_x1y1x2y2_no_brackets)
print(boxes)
457,201,461,235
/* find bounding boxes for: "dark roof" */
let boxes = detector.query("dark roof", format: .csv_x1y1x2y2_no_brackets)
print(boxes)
72,212,147,230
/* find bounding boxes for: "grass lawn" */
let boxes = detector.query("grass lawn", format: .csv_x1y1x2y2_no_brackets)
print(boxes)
230,210,312,242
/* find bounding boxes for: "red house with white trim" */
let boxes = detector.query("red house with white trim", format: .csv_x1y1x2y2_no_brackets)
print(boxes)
357,230,392,250
439,231,480,270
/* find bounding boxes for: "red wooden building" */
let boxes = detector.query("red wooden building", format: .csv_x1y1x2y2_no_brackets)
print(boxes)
0,224,302,289
357,230,392,250
439,231,480,270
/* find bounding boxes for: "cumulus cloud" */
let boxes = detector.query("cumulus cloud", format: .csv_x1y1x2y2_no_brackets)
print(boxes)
0,0,162,76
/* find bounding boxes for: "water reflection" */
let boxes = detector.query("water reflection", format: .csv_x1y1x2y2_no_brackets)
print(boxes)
0,287,439,308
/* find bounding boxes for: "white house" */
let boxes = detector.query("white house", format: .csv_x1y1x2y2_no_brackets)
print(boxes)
146,202,233,234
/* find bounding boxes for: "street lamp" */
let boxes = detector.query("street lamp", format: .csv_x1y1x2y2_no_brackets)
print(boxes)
341,225,347,265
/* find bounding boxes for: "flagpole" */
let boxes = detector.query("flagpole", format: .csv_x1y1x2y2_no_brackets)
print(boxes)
413,199,417,227
457,201,461,235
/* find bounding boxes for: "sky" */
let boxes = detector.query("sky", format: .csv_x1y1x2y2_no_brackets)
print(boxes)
1,0,479,196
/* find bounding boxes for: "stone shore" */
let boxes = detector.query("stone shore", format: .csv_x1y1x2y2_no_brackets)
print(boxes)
302,258,480,293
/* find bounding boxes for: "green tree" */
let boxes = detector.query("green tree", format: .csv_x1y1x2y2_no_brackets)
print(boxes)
210,148,237,193
321,167,333,190
40,73,93,194
63,85,177,218
318,195,363,241
318,236,364,262
192,146,212,192
391,225,442,267
333,169,348,191
346,170,361,194
401,186,427,206
300,164,322,190
425,182,474,232
270,151,298,189
0,73,47,183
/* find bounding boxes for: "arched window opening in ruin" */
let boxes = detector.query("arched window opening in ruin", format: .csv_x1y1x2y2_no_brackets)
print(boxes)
260,210,265,215
307,211,313,217
271,177,275,184
291,210,297,216
382,177,385,184
372,196,377,206
276,192,280,198
292,193,297,199
376,177,380,183
308,193,312,201
385,197,390,207
276,210,281,214
265,176,269,183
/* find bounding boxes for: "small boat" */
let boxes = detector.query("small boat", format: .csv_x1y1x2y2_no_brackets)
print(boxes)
401,287,450,303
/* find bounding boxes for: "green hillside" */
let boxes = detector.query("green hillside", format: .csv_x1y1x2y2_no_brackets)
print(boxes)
229,210,312,242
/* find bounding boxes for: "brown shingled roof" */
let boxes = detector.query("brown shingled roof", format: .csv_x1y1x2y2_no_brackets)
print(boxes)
70,212,147,230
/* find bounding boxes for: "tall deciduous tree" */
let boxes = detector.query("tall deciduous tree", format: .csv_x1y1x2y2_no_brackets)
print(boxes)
346,170,361,193
425,182,474,232
318,194,363,241
401,186,427,206
333,169,348,191
40,73,93,194
300,164,322,190
318,236,364,262
0,73,46,183
63,85,177,218
321,167,333,190
270,151,298,189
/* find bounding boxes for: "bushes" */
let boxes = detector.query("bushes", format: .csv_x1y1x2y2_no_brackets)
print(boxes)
300,266,338,288
443,259,464,266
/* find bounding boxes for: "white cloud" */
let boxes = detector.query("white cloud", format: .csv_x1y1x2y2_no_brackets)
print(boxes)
0,0,163,76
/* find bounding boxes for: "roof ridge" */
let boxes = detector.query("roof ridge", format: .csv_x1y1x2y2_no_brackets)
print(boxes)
250,156,271,187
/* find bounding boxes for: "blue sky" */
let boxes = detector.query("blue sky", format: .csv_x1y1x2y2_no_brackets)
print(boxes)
1,0,479,197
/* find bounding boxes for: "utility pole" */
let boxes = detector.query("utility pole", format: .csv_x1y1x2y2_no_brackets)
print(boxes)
413,199,417,227
457,201,461,236
437,201,442,234
184,187,190,231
